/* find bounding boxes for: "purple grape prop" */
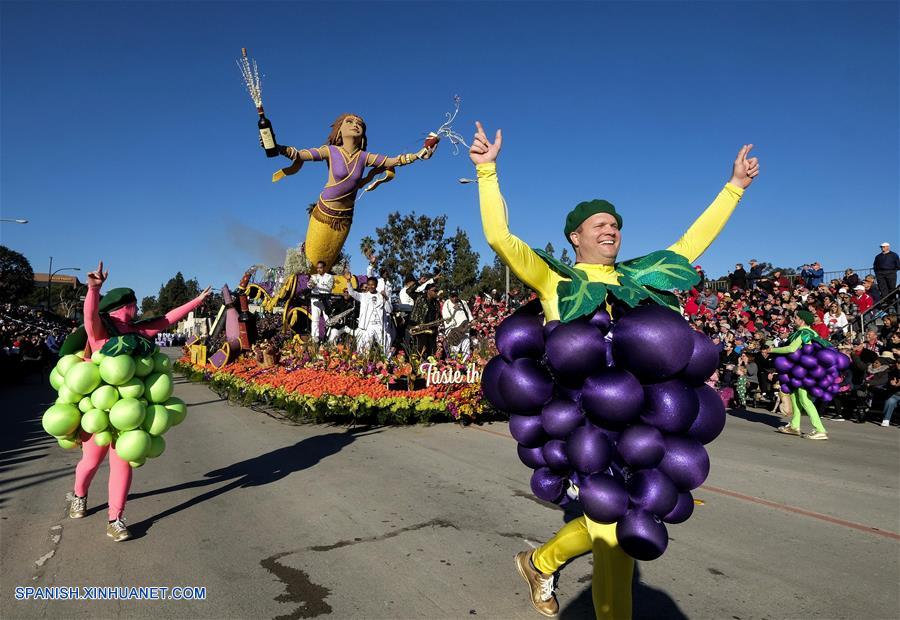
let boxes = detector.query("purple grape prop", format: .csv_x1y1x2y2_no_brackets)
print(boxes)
773,340,850,400
491,300,726,561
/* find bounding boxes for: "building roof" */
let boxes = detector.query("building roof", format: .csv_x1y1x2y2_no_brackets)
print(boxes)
34,273,83,287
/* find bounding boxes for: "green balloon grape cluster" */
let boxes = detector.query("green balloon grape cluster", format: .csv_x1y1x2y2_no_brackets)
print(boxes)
43,349,187,468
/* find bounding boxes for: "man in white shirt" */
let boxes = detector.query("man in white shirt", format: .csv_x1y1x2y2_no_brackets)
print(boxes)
308,261,334,343
347,278,393,356
442,291,473,358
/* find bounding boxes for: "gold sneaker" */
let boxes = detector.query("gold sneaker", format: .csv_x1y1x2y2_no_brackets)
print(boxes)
515,550,559,617
66,493,87,519
804,431,828,440
776,425,801,436
106,518,132,542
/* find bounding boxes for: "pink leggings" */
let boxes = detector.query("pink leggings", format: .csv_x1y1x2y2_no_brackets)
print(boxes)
74,432,133,520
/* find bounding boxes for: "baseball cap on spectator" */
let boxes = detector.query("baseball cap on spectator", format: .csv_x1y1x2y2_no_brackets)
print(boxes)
881,242,890,247
838,288,848,294
854,285,865,291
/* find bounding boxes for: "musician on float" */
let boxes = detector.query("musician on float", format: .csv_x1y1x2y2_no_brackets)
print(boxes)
308,261,334,344
347,278,392,355
326,288,359,345
406,283,441,357
442,290,473,358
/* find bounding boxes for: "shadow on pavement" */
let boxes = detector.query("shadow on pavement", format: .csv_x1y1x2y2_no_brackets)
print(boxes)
123,426,382,538
560,562,688,619
727,407,784,429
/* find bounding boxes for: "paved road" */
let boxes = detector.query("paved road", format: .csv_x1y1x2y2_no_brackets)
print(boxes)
2,351,898,619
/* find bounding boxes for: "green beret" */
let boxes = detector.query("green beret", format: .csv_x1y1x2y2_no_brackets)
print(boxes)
564,200,622,241
796,310,815,325
99,288,137,313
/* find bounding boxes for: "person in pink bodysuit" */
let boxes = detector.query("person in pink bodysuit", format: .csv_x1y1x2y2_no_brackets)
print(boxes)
66,261,210,542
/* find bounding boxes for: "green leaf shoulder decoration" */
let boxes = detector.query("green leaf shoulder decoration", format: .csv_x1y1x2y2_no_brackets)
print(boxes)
533,248,699,322
99,334,155,358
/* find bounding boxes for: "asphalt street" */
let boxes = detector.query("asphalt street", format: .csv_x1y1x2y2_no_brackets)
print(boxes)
2,349,898,620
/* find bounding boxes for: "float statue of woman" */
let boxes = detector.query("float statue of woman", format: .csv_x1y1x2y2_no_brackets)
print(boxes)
269,113,436,270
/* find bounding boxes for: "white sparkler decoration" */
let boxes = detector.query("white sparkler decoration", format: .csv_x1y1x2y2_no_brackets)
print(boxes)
237,47,263,108
433,95,470,155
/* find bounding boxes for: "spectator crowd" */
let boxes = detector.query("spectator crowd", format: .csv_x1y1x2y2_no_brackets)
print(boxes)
1,304,75,379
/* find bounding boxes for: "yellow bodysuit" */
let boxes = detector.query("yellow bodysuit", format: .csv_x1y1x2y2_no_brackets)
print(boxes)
476,162,743,619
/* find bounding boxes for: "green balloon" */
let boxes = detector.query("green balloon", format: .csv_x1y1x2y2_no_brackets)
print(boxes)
90,384,119,411
91,352,106,365
114,429,151,461
94,430,113,446
49,368,65,390
133,356,155,377
142,404,171,435
56,354,82,377
108,398,146,431
42,404,81,437
147,435,166,458
144,372,174,404
129,458,146,468
117,377,145,399
164,397,188,426
58,437,80,450
152,352,172,374
65,362,102,395
81,409,109,434
99,355,136,386
57,384,84,404
78,396,94,413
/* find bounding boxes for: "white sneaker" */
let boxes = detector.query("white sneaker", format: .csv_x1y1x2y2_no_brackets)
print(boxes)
881,420,890,427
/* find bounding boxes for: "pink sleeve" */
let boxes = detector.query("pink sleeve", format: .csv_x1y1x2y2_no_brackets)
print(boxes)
137,295,205,337
84,286,109,352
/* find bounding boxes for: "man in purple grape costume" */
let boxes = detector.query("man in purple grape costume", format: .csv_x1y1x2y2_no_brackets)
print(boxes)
469,122,759,618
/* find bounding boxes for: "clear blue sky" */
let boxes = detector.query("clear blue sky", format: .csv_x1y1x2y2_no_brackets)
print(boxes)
2,1,897,301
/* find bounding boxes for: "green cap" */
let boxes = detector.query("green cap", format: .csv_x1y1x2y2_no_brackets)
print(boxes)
99,288,137,313
796,310,815,325
564,200,622,241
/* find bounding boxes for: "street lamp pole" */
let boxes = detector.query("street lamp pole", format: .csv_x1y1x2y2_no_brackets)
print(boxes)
0,218,28,224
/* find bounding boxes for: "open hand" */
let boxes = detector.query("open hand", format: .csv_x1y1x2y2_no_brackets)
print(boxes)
469,121,502,165
729,144,760,189
87,260,108,289
199,286,212,301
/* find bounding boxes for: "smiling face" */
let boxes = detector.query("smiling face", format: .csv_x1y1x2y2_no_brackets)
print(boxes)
568,212,621,265
340,115,364,147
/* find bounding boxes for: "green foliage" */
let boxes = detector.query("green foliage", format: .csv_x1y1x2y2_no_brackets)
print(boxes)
0,246,35,303
447,228,480,298
155,272,199,314
141,296,158,316
362,212,450,288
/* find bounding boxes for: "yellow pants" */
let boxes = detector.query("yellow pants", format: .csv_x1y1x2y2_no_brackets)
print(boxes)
304,214,350,271
532,516,634,620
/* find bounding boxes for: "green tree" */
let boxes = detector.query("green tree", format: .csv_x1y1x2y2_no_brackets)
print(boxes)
141,296,159,316
543,242,556,258
362,212,449,289
0,246,35,303
447,228,480,298
477,253,526,298
559,248,572,266
156,272,197,313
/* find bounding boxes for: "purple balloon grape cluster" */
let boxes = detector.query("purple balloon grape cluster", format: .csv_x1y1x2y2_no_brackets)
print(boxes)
486,305,727,561
773,342,850,402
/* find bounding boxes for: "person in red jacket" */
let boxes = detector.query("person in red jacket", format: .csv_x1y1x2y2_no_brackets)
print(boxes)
811,314,831,339
851,284,874,314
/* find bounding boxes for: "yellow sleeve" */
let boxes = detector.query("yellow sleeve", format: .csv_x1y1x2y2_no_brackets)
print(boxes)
476,163,557,299
667,183,744,263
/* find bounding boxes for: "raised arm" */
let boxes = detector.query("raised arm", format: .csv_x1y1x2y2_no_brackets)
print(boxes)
84,261,110,352
470,122,557,299
136,288,210,337
346,286,361,302
667,145,759,263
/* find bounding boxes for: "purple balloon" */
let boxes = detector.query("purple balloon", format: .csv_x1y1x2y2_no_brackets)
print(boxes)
801,343,816,355
542,439,571,472
517,443,547,469
589,308,612,332
780,385,792,394
566,424,611,474
497,314,545,362
581,369,644,428
835,353,851,370
546,322,608,381
801,377,816,388
800,355,819,369
790,365,808,379
543,320,560,339
828,384,839,393
681,330,720,386
530,468,566,503
617,424,666,469
773,356,793,373
689,384,727,444
509,414,546,447
499,359,554,413
816,348,838,367
611,305,694,380
809,365,826,379
555,384,582,402
810,386,825,399
818,375,833,387
778,373,791,384
789,378,803,389
482,356,511,411
641,379,700,434
822,393,834,402
617,509,669,561
628,469,679,517
541,399,584,439
579,474,629,524
659,436,710,491
788,350,803,362
663,491,695,524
